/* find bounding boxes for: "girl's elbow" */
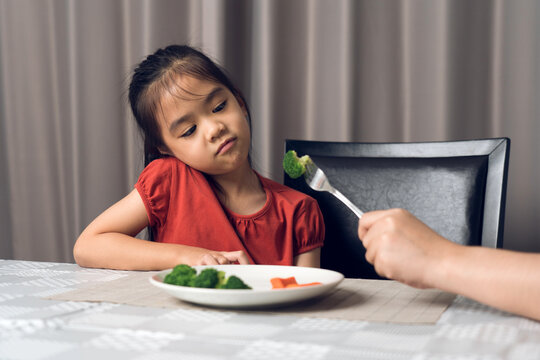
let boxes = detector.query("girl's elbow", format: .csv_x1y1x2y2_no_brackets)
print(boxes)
73,235,91,267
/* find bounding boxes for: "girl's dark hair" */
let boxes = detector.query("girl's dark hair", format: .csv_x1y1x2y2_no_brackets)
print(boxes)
128,44,251,167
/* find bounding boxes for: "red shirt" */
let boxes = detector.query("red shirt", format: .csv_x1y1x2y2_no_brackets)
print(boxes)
135,157,325,265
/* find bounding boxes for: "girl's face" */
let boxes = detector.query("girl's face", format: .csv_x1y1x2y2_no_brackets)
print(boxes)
155,75,251,175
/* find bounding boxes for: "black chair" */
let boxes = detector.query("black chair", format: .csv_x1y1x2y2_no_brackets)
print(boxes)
284,138,510,279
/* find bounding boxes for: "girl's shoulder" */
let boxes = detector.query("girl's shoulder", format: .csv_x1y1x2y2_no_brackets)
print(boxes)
137,156,198,188
144,156,187,170
140,156,190,176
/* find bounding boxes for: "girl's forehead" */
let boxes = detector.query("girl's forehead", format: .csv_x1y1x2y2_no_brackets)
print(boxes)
164,74,221,100
154,75,228,128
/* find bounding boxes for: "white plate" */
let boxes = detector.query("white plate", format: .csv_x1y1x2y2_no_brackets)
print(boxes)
149,264,344,309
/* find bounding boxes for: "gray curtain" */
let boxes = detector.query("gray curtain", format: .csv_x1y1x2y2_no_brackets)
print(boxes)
1,0,539,262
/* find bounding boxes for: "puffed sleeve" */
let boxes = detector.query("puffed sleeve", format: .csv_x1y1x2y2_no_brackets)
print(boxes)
134,158,172,228
293,197,325,256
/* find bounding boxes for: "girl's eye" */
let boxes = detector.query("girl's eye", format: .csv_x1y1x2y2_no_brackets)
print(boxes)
212,100,227,113
181,125,196,137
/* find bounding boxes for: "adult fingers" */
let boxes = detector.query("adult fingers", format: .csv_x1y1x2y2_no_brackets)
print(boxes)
363,231,393,279
362,228,382,266
359,211,391,251
363,240,376,265
359,209,394,228
358,210,395,241
360,214,400,272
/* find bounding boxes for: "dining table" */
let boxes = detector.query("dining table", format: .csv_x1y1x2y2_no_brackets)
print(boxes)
1,259,539,360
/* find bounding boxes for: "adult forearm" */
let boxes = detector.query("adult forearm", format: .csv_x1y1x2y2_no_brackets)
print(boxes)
433,246,540,321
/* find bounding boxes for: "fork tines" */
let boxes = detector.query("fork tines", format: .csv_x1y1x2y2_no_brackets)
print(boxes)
304,161,317,178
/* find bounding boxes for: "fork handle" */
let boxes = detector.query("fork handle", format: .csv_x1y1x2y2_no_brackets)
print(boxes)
329,189,364,219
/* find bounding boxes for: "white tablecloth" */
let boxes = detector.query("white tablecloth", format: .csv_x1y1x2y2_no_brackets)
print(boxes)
1,259,539,360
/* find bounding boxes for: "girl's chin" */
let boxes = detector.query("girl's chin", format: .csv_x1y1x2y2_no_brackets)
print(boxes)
217,159,252,175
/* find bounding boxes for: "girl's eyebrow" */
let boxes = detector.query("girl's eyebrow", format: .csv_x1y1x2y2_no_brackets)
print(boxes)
204,86,225,105
168,87,225,133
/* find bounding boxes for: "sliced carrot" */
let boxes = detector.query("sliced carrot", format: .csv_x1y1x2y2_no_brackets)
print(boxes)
270,277,298,289
284,283,301,288
285,282,322,288
270,278,285,288
282,277,298,286
271,277,321,289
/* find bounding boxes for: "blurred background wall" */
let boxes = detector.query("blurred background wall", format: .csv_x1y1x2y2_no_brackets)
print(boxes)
1,0,539,262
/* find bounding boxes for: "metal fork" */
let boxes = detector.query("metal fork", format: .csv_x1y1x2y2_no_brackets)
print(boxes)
304,161,364,219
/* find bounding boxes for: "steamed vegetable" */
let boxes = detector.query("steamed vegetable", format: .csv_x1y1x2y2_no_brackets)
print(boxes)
190,268,222,288
283,150,313,179
270,276,322,289
163,264,196,286
163,264,252,290
219,275,251,289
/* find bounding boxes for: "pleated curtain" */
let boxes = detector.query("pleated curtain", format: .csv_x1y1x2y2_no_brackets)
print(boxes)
0,0,539,262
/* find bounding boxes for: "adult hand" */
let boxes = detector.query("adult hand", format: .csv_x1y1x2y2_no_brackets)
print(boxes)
358,208,456,289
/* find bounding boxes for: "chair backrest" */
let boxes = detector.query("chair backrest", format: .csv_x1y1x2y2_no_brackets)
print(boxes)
284,138,510,279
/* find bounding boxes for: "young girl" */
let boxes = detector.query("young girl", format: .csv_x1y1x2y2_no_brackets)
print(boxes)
73,45,325,271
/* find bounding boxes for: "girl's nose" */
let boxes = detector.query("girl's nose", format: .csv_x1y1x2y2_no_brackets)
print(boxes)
205,119,226,142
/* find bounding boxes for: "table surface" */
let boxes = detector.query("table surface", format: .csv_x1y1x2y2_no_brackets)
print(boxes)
1,259,539,360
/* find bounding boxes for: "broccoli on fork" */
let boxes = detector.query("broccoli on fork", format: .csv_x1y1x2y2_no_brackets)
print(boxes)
283,150,313,179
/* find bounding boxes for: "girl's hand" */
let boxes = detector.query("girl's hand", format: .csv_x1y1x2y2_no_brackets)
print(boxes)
188,249,250,266
358,208,457,289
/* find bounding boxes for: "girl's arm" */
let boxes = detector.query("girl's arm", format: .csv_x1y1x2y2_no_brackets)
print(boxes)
73,189,249,270
292,198,324,268
293,247,321,268
358,208,540,321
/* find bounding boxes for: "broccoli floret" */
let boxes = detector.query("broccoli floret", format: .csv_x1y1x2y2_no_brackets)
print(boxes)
171,264,197,277
216,270,226,288
283,150,313,179
163,265,252,290
219,275,252,289
164,264,196,286
190,268,220,288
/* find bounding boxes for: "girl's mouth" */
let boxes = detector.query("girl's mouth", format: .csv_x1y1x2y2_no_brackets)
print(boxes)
217,137,237,155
